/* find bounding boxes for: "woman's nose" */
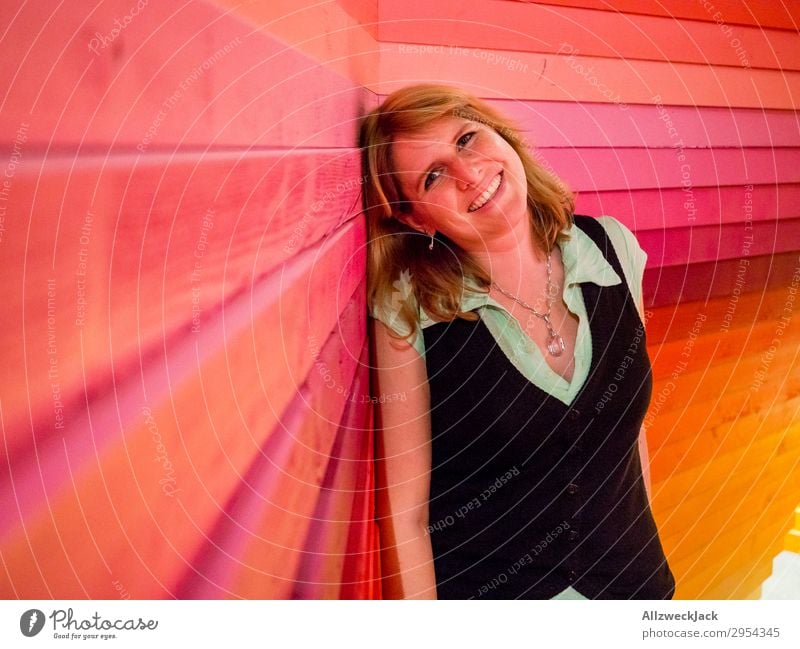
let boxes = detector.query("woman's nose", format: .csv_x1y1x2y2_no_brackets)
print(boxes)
450,157,482,189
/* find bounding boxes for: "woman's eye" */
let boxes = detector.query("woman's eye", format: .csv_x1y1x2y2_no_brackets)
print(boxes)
424,168,442,190
457,132,475,148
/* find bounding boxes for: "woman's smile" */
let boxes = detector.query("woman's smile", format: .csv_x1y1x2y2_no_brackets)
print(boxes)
468,171,503,212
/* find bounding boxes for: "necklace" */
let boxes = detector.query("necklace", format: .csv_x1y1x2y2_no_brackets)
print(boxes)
491,253,566,357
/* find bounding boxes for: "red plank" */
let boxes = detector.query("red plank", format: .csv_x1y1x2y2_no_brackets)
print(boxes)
519,0,800,30
575,184,800,231
0,149,361,444
486,100,800,148
0,0,368,149
379,0,800,69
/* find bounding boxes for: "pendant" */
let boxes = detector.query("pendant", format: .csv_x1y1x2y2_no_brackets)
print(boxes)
546,333,566,357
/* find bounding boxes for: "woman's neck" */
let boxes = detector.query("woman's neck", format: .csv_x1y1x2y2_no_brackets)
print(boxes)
469,218,548,289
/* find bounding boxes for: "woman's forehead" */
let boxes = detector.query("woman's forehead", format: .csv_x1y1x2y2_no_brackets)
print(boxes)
391,115,468,145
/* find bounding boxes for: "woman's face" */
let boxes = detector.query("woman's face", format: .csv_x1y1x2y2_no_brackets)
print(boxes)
389,114,529,252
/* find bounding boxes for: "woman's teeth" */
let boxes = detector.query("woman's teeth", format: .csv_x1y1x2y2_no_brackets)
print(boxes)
468,173,502,212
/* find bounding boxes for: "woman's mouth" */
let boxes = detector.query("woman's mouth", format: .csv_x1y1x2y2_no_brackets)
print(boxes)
468,172,503,212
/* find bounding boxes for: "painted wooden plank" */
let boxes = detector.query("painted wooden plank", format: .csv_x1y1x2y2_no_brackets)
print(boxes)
212,0,380,88
576,184,800,232
173,286,367,599
376,44,800,109
644,251,800,307
651,425,800,513
646,370,800,454
336,0,380,40
0,220,366,598
225,309,368,598
646,286,795,345
673,517,793,598
524,0,800,30
379,0,799,69
674,541,774,599
649,306,800,382
538,148,800,192
339,382,380,599
636,219,800,268
486,100,800,149
0,149,362,445
291,343,374,599
646,351,798,446
655,397,800,487
0,0,369,150
662,480,799,563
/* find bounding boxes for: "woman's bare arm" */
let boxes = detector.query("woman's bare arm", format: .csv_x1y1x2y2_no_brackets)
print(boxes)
371,318,437,599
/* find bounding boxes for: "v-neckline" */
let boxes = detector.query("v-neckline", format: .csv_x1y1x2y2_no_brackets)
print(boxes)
480,281,596,406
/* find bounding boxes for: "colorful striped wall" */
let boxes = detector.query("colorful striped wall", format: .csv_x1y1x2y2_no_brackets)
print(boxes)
0,0,380,599
368,0,800,599
1,0,798,600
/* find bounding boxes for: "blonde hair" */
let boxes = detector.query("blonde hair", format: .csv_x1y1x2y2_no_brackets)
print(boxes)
359,84,575,345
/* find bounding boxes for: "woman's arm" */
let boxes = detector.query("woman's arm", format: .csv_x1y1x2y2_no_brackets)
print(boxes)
371,318,437,599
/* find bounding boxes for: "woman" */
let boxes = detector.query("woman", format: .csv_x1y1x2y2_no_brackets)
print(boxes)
360,84,675,600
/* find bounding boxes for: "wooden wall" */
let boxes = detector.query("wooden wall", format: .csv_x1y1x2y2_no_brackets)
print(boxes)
1,0,797,601
368,0,800,599
0,0,380,599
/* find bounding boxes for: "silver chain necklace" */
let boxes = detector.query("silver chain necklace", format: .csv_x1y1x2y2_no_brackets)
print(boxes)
491,253,566,357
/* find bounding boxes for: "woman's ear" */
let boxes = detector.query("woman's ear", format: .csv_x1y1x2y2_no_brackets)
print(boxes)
394,211,429,234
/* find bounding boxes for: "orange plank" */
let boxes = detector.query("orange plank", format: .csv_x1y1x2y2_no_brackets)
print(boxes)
651,429,800,514
646,286,792,345
379,0,799,69
376,44,800,108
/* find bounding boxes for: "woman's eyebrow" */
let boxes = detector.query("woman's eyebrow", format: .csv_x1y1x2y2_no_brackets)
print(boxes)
415,122,473,193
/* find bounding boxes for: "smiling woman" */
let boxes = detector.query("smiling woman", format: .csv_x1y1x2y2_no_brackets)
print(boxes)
360,84,675,600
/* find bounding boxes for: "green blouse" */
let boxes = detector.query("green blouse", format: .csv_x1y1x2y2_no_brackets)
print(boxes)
372,215,648,408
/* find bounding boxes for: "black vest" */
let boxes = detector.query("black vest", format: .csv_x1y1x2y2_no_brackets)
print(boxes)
422,215,676,599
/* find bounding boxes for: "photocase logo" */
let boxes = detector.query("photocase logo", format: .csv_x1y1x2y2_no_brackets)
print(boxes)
19,609,45,637
390,268,414,312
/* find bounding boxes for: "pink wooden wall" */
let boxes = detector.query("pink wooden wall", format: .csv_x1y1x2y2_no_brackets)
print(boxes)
2,0,798,601
0,0,380,598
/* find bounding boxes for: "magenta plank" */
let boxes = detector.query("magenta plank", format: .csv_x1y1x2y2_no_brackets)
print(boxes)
485,100,800,149
575,184,800,231
538,147,800,192
637,218,800,268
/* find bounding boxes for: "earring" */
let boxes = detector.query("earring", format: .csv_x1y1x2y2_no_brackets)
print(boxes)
428,230,435,251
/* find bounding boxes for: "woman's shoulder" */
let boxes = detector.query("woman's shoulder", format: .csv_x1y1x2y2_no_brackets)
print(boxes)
592,215,648,318
370,294,428,359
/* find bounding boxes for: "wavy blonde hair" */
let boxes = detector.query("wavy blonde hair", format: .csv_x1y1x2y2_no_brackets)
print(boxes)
359,84,575,345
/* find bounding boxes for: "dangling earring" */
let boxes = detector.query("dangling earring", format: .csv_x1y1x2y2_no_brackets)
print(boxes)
428,230,435,251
